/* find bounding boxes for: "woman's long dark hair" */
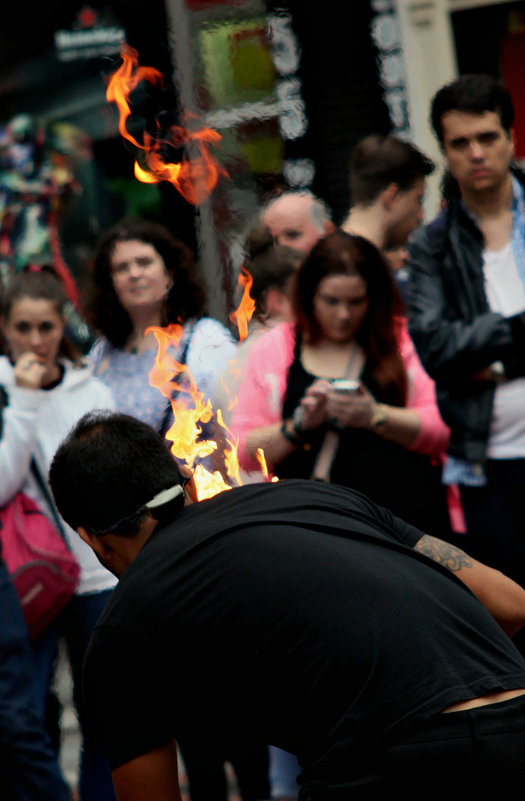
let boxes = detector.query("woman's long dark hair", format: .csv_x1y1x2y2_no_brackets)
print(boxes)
86,218,206,348
292,230,407,406
1,266,82,364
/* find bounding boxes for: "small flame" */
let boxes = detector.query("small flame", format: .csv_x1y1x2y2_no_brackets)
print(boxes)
255,448,279,482
230,267,255,342
107,44,226,205
217,408,242,487
219,358,243,412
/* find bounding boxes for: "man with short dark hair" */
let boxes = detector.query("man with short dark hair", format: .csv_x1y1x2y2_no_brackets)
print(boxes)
49,410,525,800
262,190,334,254
407,74,525,615
342,134,434,252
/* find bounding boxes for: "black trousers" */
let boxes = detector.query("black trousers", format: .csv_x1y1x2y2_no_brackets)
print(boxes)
459,459,525,584
458,458,525,654
300,694,525,799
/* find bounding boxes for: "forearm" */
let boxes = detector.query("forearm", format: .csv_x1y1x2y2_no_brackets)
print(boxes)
246,421,298,468
112,741,182,801
414,534,525,637
369,404,421,448
0,393,39,505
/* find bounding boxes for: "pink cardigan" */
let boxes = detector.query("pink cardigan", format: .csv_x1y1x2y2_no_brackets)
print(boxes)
231,319,450,471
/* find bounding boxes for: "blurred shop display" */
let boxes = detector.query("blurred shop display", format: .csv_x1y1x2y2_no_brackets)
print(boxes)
0,113,92,350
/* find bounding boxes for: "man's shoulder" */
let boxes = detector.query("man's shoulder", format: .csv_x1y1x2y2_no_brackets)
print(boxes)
411,198,476,254
410,207,450,256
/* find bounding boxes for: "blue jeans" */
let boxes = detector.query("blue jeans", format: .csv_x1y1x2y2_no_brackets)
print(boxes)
32,589,116,801
270,746,300,799
0,557,70,801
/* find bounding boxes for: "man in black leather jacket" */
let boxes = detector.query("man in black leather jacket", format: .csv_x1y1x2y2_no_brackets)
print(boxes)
407,74,525,608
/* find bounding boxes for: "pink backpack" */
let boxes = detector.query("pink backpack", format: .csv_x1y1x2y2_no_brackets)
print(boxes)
0,385,80,639
0,491,80,639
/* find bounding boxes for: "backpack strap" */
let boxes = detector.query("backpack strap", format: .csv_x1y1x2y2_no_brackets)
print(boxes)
0,385,8,438
0,383,71,550
159,321,197,436
30,459,72,550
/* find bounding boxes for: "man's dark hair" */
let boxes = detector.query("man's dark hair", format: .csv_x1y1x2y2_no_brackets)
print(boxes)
50,411,185,535
431,73,515,145
348,134,434,206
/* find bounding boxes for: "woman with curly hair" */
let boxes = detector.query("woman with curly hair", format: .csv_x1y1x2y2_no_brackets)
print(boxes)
87,217,235,432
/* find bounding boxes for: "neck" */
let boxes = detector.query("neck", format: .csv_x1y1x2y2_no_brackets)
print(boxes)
127,308,164,353
307,335,357,352
461,173,513,220
342,206,386,249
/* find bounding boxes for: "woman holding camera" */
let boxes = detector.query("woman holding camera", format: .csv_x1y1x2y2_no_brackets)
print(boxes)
232,230,451,534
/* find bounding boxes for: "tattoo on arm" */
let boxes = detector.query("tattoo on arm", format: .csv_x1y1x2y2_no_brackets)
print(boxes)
414,535,473,572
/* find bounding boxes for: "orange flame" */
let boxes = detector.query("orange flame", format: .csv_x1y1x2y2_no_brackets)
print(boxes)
230,267,255,342
148,324,217,470
219,358,243,412
148,324,275,501
255,448,279,482
107,44,226,205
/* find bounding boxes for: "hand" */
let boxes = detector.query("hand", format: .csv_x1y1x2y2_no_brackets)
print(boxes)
326,382,376,429
14,352,47,389
297,380,331,431
472,367,494,381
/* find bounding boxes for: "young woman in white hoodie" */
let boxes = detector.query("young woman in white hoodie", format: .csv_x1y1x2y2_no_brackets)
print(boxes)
0,266,117,801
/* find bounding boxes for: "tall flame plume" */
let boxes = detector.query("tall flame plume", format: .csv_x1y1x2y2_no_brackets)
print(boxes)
148,324,273,501
109,47,271,498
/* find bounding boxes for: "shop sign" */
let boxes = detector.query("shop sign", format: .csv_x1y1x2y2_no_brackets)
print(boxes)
54,5,125,62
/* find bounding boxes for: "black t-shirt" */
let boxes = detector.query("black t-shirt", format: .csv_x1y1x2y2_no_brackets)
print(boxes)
84,480,525,787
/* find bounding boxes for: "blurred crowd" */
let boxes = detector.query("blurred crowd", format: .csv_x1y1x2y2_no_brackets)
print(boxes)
2,70,525,800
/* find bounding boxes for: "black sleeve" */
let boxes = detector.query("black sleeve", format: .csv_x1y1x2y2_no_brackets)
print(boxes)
317,480,425,549
371,502,426,549
83,626,173,770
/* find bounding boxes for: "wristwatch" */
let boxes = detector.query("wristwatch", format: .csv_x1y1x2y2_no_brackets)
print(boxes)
489,361,506,383
370,403,387,430
281,418,303,446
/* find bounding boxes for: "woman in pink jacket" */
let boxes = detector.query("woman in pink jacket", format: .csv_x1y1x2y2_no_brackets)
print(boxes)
232,230,453,536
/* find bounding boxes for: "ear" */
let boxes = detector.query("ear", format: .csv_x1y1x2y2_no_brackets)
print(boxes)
381,183,400,210
265,288,291,321
179,466,198,504
509,127,516,159
77,525,107,558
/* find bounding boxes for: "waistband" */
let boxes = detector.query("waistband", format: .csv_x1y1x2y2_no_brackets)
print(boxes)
396,691,525,744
